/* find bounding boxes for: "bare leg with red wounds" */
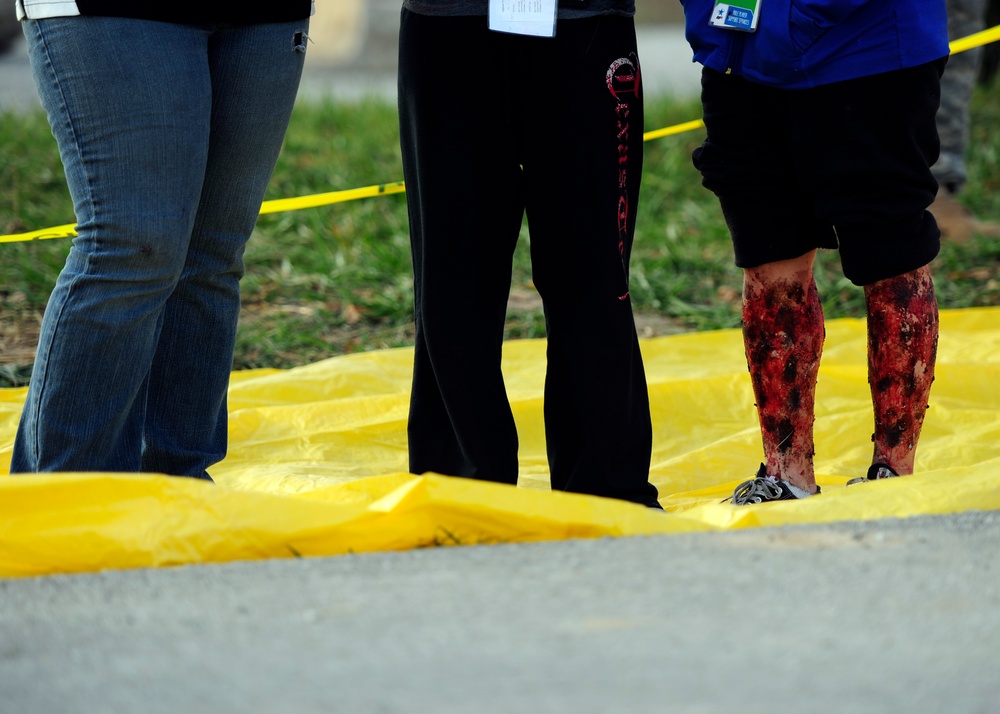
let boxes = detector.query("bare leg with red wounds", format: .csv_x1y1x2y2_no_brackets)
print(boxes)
736,252,824,500
864,265,938,477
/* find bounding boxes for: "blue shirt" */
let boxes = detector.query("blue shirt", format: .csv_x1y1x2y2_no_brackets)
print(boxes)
680,0,949,89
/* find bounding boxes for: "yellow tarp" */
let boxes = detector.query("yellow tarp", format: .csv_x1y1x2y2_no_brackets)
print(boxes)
2,307,999,578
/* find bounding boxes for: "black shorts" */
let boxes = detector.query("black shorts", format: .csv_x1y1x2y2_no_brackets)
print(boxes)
692,60,945,286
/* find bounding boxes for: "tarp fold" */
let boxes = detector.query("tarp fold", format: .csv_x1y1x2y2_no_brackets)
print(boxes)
2,308,998,578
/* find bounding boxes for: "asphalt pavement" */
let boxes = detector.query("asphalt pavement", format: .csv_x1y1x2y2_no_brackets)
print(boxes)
2,511,999,713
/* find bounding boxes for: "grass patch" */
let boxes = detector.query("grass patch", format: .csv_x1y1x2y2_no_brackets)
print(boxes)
3,85,1000,385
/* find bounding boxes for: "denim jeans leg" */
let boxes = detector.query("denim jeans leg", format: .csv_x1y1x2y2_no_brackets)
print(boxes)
140,22,307,476
10,18,305,477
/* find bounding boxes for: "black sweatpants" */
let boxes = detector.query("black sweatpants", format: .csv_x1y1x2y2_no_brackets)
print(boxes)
397,9,659,507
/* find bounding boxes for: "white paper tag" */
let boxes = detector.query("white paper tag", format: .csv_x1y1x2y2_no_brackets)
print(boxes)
710,1,761,32
488,0,558,38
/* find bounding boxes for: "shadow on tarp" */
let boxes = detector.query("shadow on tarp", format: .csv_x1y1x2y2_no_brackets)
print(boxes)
2,307,999,578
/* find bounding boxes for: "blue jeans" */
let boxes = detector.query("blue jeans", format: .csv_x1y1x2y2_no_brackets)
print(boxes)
11,17,307,478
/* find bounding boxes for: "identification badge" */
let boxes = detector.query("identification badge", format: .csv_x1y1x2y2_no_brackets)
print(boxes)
710,1,761,32
488,0,558,38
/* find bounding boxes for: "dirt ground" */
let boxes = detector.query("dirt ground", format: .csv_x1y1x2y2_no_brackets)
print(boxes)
0,290,690,388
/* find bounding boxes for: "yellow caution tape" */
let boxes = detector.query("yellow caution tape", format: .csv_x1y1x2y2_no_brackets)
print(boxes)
642,118,706,142
949,24,1000,54
0,183,407,244
0,224,77,244
257,180,406,215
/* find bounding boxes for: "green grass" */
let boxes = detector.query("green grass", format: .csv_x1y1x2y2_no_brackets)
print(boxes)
3,86,1000,386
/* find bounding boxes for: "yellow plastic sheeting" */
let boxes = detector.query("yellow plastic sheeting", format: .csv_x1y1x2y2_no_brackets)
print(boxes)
2,307,999,578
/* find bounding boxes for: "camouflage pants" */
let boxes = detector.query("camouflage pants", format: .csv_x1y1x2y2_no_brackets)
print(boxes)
934,0,989,192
